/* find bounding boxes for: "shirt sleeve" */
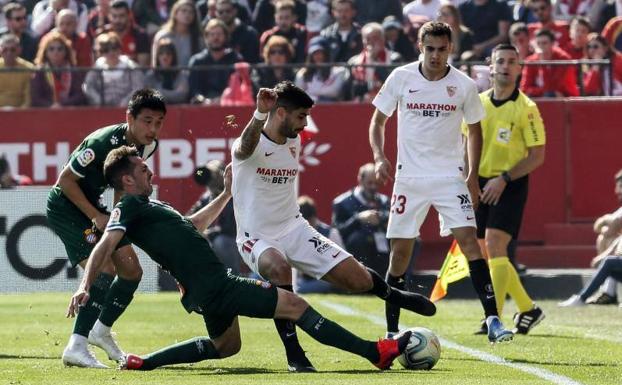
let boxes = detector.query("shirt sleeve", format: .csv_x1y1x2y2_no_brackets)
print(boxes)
372,69,401,117
462,80,486,125
106,197,139,232
521,102,546,147
68,141,100,178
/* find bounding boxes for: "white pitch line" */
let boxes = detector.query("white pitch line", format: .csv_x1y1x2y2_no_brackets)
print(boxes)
318,300,585,385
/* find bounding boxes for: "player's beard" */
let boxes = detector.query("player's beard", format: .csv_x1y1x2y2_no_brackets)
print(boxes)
278,117,299,139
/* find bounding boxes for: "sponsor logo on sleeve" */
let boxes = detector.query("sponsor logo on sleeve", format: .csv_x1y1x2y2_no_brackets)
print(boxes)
77,148,95,167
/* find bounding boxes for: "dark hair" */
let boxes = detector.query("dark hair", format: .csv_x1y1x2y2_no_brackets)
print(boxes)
331,0,355,9
127,88,167,117
110,0,130,11
298,195,317,220
273,81,314,111
3,3,25,19
570,16,591,31
535,28,555,42
509,22,528,36
418,21,452,43
615,169,622,183
491,43,519,58
0,154,8,176
104,146,140,190
531,0,552,6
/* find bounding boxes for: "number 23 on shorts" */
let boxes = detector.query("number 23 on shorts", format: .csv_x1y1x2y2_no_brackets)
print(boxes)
391,194,407,214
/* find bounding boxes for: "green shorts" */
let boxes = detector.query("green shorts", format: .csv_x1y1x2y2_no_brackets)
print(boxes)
201,272,278,338
46,191,131,267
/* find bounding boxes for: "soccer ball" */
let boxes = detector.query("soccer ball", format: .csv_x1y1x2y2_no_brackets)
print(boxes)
397,327,441,370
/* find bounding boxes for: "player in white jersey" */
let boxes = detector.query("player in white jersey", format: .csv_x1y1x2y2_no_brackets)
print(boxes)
232,81,437,372
368,22,514,344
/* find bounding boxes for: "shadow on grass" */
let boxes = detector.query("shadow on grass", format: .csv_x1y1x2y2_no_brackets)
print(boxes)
509,358,617,368
0,354,59,360
160,366,447,375
522,334,581,340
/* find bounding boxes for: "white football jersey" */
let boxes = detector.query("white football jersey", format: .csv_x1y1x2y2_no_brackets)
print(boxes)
373,61,486,178
231,133,303,242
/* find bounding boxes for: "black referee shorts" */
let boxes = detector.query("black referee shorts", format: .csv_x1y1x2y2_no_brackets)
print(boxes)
476,175,528,239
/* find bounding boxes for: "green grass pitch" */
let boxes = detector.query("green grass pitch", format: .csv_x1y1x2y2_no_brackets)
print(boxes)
0,293,620,385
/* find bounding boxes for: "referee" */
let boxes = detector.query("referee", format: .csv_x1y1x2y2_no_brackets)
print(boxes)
472,44,546,335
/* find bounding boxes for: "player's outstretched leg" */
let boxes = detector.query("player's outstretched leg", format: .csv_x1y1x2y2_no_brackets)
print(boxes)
121,337,220,370
367,268,436,316
63,272,113,368
385,273,406,337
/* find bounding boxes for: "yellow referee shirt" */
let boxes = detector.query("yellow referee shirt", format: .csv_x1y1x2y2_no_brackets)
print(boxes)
463,88,546,178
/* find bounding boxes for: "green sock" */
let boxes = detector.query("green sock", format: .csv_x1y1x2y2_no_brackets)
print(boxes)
295,306,378,363
99,277,140,327
72,272,113,337
140,337,220,370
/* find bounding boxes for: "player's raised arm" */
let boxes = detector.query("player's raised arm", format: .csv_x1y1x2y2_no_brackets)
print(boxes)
189,164,232,233
66,229,124,318
233,88,278,160
369,108,393,185
58,166,109,231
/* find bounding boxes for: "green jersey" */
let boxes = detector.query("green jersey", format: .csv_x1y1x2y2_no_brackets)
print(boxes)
107,195,229,313
48,123,158,208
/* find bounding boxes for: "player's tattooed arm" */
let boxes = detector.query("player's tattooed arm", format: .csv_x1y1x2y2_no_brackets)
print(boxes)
234,88,277,160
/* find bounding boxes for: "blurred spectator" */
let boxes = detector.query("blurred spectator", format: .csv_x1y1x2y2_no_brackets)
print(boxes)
83,31,144,105
152,0,204,67
558,253,622,307
382,16,416,62
583,34,622,95
31,0,88,37
305,0,332,35
220,61,254,105
403,0,441,22
347,22,401,102
459,0,512,60
295,35,348,102
593,0,619,33
215,0,259,63
0,154,32,188
509,22,534,60
0,33,34,108
520,28,579,97
186,160,243,275
436,3,475,62
602,15,622,52
251,34,295,91
527,0,570,47
582,168,622,305
188,18,241,104
354,0,401,25
561,16,590,59
320,0,363,63
294,195,343,294
87,0,110,39
332,163,390,277
0,3,38,61
512,0,538,24
259,0,307,63
31,31,86,106
252,0,306,35
132,0,175,36
54,9,92,67
553,0,594,22
100,0,150,67
144,37,189,103
198,0,217,22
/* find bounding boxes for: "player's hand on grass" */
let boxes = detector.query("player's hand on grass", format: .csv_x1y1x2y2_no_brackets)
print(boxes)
256,88,277,113
92,213,109,232
223,164,232,197
466,174,481,210
480,176,506,206
374,157,393,185
67,289,90,318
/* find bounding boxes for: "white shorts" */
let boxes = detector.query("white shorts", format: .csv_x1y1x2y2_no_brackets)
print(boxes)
386,177,476,239
237,221,352,280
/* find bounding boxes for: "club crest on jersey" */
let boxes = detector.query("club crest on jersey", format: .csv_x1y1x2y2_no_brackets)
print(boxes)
110,136,119,145
109,208,121,225
77,148,95,167
83,228,98,244
446,86,457,97
289,146,297,159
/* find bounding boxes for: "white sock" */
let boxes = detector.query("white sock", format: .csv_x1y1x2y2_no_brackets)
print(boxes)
91,320,111,336
603,278,617,296
67,333,87,349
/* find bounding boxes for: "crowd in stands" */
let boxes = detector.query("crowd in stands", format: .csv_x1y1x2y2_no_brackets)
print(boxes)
2,0,622,108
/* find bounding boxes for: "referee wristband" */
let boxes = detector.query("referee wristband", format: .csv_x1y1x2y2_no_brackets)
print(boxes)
501,171,512,183
253,109,268,121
